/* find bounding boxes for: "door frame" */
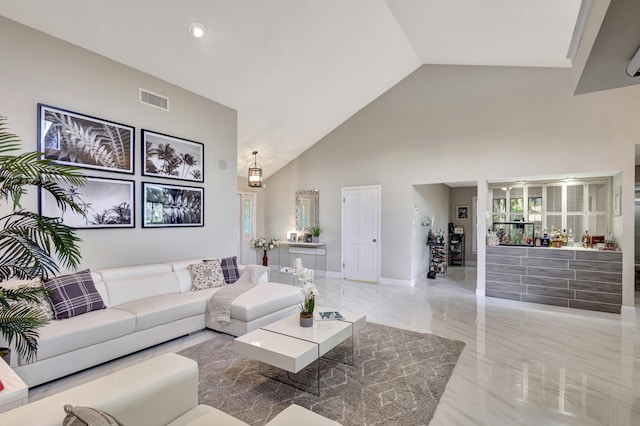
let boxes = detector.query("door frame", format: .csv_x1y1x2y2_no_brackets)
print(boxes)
340,185,382,282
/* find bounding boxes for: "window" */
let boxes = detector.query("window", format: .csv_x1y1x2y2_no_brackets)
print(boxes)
490,178,611,238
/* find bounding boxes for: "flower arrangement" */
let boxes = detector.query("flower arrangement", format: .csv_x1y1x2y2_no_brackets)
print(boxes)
300,282,317,315
250,237,279,251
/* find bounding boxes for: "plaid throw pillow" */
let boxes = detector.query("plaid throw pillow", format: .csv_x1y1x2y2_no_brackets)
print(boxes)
220,256,239,284
45,270,105,319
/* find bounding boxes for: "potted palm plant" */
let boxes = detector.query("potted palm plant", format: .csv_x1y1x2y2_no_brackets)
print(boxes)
0,115,86,363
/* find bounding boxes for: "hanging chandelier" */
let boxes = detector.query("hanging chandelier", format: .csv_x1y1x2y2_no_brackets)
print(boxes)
248,151,263,188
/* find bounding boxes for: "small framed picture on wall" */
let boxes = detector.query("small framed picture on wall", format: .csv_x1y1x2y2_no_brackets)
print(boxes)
456,205,469,220
289,232,297,242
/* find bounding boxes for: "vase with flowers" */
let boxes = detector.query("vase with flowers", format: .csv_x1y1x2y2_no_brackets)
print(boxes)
249,237,279,266
299,281,317,327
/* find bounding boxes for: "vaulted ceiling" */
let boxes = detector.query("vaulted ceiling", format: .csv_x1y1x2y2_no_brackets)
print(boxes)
2,0,631,178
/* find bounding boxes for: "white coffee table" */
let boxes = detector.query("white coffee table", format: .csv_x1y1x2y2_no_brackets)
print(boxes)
233,308,366,395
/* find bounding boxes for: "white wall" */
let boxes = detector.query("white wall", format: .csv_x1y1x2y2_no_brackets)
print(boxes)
0,17,238,271
263,51,640,314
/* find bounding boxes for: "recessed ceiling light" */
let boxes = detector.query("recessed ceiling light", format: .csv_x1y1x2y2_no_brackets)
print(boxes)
189,23,206,39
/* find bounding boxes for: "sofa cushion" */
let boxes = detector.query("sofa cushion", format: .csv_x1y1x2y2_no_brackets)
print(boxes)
23,308,136,364
114,293,205,331
45,270,106,319
188,261,225,290
165,404,249,426
95,264,172,281
104,272,181,307
225,283,302,322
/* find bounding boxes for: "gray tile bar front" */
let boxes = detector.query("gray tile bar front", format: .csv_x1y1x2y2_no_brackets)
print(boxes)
522,257,569,269
527,267,575,280
569,280,622,294
522,276,569,289
569,260,622,273
574,270,622,284
486,255,522,266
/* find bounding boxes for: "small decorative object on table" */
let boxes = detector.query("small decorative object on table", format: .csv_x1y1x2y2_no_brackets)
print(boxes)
249,237,279,266
299,282,317,327
316,311,344,321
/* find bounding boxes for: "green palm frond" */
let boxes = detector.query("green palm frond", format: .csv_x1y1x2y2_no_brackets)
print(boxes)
0,303,48,363
0,115,86,361
0,211,82,281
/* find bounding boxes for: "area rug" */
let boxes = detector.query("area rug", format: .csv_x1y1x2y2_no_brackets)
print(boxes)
178,323,465,426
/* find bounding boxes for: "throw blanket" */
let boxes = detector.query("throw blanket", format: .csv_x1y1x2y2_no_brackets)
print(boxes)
208,265,268,324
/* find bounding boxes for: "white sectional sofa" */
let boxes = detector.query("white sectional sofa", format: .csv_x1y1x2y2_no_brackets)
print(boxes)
0,353,341,425
6,260,302,388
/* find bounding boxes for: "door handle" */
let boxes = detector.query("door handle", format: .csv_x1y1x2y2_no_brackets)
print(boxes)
373,238,377,243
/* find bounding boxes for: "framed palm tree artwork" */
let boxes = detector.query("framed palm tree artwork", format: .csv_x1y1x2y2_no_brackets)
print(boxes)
38,104,134,174
39,176,135,229
142,130,204,182
142,182,204,227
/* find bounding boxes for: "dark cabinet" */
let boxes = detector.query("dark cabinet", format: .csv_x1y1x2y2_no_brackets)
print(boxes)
449,234,465,266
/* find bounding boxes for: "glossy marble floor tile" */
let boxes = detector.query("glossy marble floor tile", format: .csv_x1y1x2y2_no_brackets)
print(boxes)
29,266,640,425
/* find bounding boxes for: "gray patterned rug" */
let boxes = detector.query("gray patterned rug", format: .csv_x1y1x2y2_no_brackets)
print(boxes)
178,323,465,425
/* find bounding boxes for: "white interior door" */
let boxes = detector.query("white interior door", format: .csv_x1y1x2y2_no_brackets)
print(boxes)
341,186,380,282
238,192,256,265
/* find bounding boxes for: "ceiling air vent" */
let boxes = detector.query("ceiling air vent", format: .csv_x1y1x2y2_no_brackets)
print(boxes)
139,88,170,111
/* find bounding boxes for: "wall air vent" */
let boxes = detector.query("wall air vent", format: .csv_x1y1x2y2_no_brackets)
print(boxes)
139,88,170,111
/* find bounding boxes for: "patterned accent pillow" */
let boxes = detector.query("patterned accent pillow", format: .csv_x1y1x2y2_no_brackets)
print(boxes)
45,270,105,320
215,256,240,284
0,277,54,321
188,260,226,291
63,404,122,425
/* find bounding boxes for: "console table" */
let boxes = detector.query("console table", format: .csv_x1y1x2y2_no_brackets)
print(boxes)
278,242,326,278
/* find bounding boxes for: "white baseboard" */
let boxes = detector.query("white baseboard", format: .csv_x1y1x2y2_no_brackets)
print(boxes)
620,306,636,322
379,277,414,287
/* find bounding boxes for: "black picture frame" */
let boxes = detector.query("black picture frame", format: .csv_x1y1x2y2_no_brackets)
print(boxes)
142,129,204,182
304,233,313,243
142,182,204,227
39,176,135,229
38,103,134,174
456,205,469,220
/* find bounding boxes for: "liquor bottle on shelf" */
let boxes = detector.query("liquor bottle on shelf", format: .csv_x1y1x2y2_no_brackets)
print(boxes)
541,230,550,247
582,230,592,249
561,229,568,247
567,229,574,246
534,233,541,247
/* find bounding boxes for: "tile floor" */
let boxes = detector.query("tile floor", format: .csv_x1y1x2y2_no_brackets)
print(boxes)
29,266,640,425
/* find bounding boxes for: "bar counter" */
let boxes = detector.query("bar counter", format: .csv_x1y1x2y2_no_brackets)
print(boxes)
485,245,622,313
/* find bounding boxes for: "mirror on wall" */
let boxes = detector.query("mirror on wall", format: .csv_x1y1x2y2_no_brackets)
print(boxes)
295,190,319,231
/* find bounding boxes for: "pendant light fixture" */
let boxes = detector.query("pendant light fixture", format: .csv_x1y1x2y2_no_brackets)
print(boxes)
248,151,263,188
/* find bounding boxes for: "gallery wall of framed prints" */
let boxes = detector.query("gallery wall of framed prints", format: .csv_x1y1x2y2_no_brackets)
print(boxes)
37,103,206,230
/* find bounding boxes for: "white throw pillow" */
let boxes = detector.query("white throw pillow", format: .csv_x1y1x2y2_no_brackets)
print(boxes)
187,260,226,291
0,277,54,321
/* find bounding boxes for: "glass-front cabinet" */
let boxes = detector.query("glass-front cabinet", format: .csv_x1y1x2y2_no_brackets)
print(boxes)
490,178,611,242
492,222,535,246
